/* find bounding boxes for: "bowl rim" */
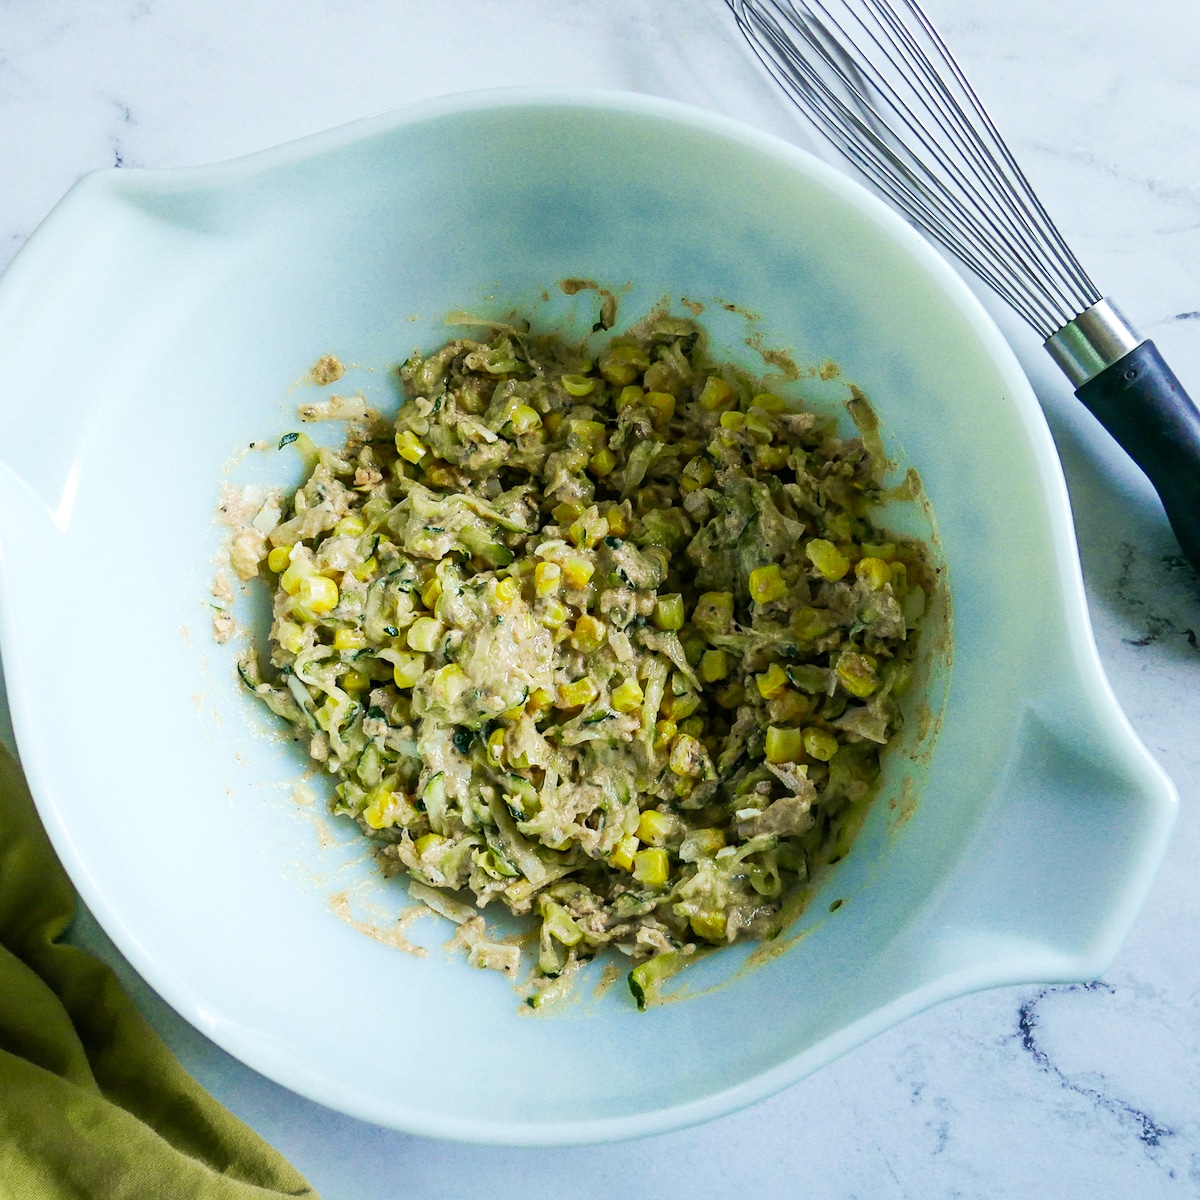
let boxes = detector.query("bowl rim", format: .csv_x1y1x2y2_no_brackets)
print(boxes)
0,85,1177,1145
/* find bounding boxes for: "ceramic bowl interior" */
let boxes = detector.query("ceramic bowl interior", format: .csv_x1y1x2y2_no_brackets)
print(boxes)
0,90,1176,1144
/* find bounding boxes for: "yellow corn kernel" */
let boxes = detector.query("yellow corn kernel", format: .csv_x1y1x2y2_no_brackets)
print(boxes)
803,727,840,761
652,593,685,631
698,375,734,410
678,715,705,737
680,456,714,495
552,500,585,526
644,391,676,427
806,538,850,581
748,564,787,604
765,725,804,764
600,342,650,386
770,688,815,724
421,575,442,607
494,576,521,607
341,668,370,693
394,429,427,464
486,728,506,765
267,544,292,573
654,719,678,749
698,649,729,683
557,677,599,709
544,411,564,437
392,651,426,689
279,556,315,596
538,599,570,629
571,614,607,653
616,384,645,413
527,687,555,717
693,591,735,634
715,683,745,710
561,557,595,589
632,847,670,887
531,561,562,599
362,787,400,830
691,911,728,941
836,651,880,698
668,733,706,777
856,556,893,591
297,575,339,614
862,541,897,561
351,555,378,581
756,662,789,700
333,628,367,652
755,444,788,472
275,619,306,655
429,664,468,706
333,514,367,538
414,832,448,857
611,677,644,713
750,391,788,413
637,809,674,846
889,561,909,595
660,690,700,721
406,615,444,653
589,448,618,477
560,373,596,397
603,506,629,537
510,404,543,434
610,834,639,872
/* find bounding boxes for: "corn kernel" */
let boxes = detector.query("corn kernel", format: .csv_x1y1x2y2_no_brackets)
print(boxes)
334,514,367,538
691,911,728,941
530,563,560,600
421,575,442,607
748,564,787,604
756,662,789,700
637,809,674,846
698,649,729,683
275,619,306,655
406,616,444,653
660,690,700,721
632,847,670,888
693,591,735,634
680,456,714,494
538,599,569,629
395,429,427,463
558,677,599,709
715,683,745,710
589,448,618,477
698,375,734,410
414,832,448,857
719,410,746,432
341,668,370,692
333,628,367,652
552,501,585,526
644,391,676,427
297,575,339,614
611,677,644,713
362,788,399,830
836,651,880,698
429,663,468,705
560,373,595,397
510,404,543,434
279,557,315,595
351,555,378,581
678,715,705,737
599,342,649,386
267,545,292,573
654,718,677,749
756,444,788,472
668,733,706,777
603,506,629,537
527,687,555,716
862,541,897,561
392,651,426,689
610,834,639,872
562,557,595,589
571,614,607,653
765,725,804,764
652,593,685,631
494,577,521,607
803,727,840,761
856,556,893,591
544,411,564,437
750,391,788,413
616,385,645,413
769,688,814,724
486,728,506,765
806,538,850,581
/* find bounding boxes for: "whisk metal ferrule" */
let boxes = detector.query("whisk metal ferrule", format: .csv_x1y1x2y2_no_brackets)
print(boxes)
1044,299,1143,389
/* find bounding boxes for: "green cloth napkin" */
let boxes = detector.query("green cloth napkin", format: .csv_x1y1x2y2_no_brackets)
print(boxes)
0,745,318,1199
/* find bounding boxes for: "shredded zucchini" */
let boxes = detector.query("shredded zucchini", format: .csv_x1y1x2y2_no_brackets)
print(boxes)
238,310,933,1006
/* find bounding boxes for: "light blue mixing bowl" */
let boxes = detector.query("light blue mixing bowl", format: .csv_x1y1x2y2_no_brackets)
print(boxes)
0,89,1176,1144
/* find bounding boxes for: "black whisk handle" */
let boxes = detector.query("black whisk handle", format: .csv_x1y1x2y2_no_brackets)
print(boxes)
1076,340,1200,574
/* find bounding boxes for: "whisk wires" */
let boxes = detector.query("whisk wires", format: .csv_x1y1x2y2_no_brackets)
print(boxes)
729,0,1100,338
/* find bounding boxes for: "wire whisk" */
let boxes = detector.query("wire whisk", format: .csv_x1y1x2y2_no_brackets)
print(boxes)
729,0,1200,574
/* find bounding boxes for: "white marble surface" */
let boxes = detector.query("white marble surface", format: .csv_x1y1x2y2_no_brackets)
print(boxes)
3,1,1199,1196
